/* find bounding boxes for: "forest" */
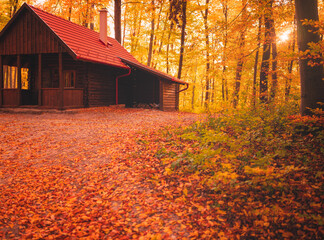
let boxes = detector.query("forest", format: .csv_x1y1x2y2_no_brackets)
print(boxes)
1,0,323,114
0,0,323,239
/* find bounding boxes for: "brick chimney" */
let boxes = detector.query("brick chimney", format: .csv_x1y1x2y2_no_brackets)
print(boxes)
99,8,108,45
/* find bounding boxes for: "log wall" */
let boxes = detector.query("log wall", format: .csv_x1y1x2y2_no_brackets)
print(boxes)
161,81,178,111
0,8,63,55
87,63,116,106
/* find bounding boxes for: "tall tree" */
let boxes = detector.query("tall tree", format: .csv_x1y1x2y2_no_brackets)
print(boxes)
166,20,174,74
295,0,324,115
200,0,210,106
221,0,229,101
233,0,247,108
285,21,296,101
269,5,278,102
147,0,155,66
260,0,272,103
178,0,187,79
252,17,262,107
115,0,122,43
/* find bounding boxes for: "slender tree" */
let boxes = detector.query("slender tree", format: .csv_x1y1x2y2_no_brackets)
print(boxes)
115,0,122,43
200,0,210,106
178,0,187,79
252,17,262,107
260,0,272,103
147,0,155,66
166,20,173,74
233,0,247,108
285,21,296,101
269,6,278,102
221,0,229,101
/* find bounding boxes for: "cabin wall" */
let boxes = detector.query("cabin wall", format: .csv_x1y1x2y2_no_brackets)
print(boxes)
161,80,178,111
0,8,63,55
87,63,116,106
62,54,87,89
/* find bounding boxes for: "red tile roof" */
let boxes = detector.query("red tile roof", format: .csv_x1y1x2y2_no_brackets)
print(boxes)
27,4,186,84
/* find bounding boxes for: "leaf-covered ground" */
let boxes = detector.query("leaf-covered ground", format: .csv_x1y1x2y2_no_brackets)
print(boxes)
0,106,323,239
0,106,201,239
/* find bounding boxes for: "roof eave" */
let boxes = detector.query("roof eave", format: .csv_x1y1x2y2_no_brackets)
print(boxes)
119,57,187,85
76,55,129,69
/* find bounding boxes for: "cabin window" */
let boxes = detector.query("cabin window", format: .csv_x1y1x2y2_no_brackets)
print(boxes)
3,65,17,89
64,70,75,88
2,65,29,89
21,68,29,90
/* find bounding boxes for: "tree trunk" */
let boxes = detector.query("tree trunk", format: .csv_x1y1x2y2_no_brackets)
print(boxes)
221,0,228,101
192,57,197,109
252,17,262,107
203,0,210,107
166,21,174,74
122,4,127,46
232,0,247,108
285,19,296,101
11,0,19,17
295,0,324,115
153,0,164,56
269,9,278,102
114,0,122,43
177,0,187,79
68,0,72,22
82,0,90,27
158,11,169,55
260,0,272,103
147,0,155,66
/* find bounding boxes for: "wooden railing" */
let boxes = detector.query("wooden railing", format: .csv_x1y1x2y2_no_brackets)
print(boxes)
42,88,83,108
2,89,19,106
42,89,60,107
1,88,84,108
63,89,83,108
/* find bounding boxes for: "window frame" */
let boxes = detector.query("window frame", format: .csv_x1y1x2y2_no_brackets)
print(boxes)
64,70,76,88
3,65,18,89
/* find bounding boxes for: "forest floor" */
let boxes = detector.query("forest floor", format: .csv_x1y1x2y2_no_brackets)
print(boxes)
0,106,202,239
0,106,323,239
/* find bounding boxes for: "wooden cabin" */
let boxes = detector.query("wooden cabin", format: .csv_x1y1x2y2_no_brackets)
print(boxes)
0,3,188,111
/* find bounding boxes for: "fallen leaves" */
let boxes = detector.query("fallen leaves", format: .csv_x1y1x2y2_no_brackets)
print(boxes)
0,107,201,239
1,107,323,239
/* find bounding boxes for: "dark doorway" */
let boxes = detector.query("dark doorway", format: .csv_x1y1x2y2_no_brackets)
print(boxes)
21,55,38,105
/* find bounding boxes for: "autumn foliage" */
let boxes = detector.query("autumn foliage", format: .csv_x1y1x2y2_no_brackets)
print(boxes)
0,106,323,239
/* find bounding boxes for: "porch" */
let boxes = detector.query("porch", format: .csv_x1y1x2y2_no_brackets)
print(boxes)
0,53,84,109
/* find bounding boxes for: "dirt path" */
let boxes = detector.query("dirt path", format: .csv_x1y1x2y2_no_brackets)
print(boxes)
0,106,202,239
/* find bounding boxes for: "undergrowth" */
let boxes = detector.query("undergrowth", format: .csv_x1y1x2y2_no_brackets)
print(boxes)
152,105,324,239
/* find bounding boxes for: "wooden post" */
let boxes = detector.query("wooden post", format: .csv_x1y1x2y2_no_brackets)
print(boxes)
0,55,3,107
59,52,64,109
17,55,21,106
176,84,179,111
159,79,163,111
38,54,42,106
